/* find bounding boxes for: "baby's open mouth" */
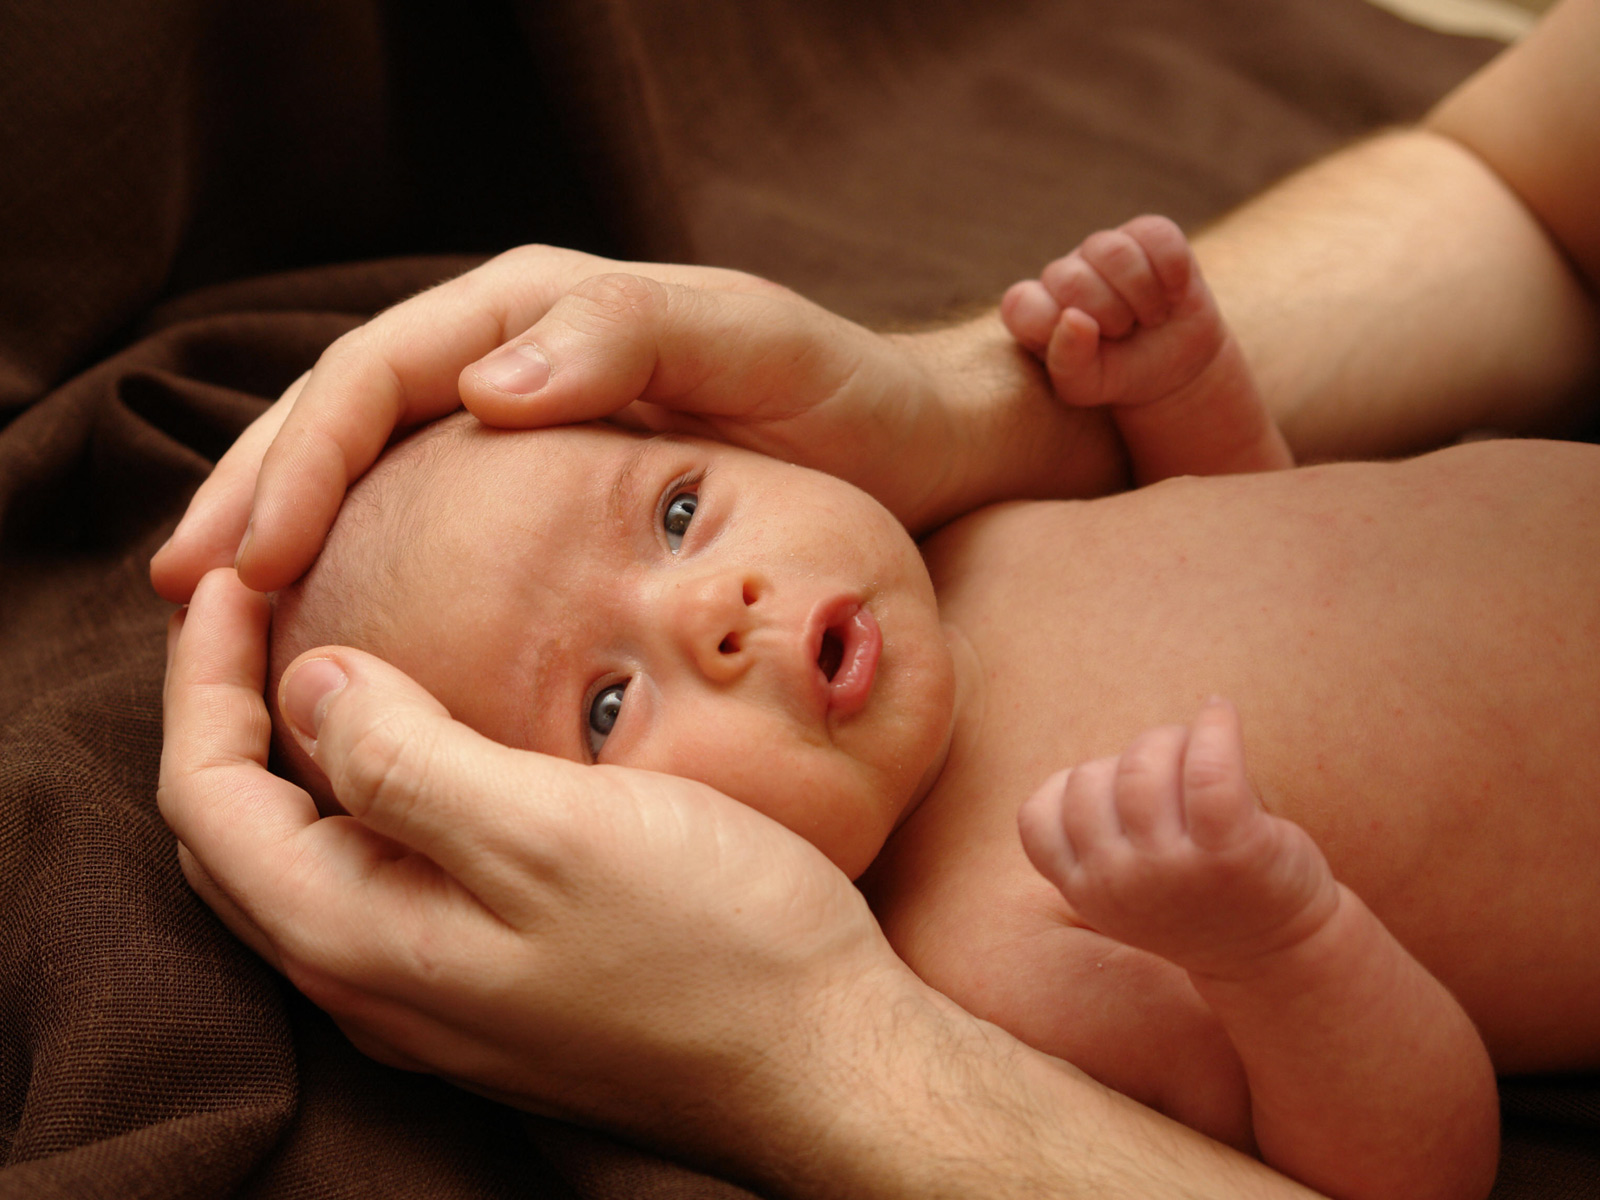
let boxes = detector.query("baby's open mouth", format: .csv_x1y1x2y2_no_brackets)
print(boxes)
810,603,882,719
817,628,845,681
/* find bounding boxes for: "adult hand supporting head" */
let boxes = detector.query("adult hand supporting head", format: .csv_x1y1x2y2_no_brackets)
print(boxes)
158,569,1314,1200
159,567,894,1150
150,248,1127,604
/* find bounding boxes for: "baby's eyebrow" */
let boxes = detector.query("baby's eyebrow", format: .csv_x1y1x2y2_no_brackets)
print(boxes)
607,439,656,530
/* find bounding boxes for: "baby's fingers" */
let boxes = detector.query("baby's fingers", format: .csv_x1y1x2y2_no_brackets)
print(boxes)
1109,724,1190,847
1076,225,1169,329
1018,767,1080,884
1042,252,1137,339
1180,698,1260,849
999,280,1062,353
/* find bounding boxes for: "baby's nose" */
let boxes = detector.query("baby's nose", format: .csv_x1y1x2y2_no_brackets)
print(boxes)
668,571,764,683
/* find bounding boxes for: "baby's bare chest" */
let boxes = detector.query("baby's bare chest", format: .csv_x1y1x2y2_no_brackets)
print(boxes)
872,446,1600,1066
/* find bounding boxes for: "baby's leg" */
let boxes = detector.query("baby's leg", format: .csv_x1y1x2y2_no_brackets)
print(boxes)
1000,217,1291,483
1018,700,1497,1200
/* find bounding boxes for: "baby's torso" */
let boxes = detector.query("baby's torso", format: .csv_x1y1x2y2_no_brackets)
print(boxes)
861,439,1600,1103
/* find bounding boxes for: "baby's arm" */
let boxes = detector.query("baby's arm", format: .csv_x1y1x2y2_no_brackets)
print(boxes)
1018,700,1498,1200
1002,217,1292,484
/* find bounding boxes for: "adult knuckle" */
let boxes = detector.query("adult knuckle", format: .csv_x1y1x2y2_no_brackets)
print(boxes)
569,272,669,327
337,708,437,825
316,326,369,373
496,242,569,272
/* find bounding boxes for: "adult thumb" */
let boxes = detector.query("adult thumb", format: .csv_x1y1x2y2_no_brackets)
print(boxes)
458,272,844,431
277,646,593,907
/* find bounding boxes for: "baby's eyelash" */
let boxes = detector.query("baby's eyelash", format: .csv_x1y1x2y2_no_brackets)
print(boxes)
656,471,703,516
656,469,707,549
585,678,628,761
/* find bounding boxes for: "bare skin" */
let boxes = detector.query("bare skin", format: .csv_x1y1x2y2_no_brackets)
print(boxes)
1001,215,1291,481
152,6,1600,1197
258,221,1527,1199
856,437,1600,1199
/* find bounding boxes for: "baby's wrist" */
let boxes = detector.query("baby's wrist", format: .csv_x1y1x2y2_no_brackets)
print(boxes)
1183,877,1352,993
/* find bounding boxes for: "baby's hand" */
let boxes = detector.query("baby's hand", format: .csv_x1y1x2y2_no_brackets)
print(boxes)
1018,699,1338,981
1000,217,1290,482
1000,216,1228,411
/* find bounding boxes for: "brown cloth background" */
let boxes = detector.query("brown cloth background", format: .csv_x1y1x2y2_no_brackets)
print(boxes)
0,1,1592,1196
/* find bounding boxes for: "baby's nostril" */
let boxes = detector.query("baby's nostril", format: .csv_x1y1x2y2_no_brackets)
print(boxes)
719,634,740,655
742,583,757,606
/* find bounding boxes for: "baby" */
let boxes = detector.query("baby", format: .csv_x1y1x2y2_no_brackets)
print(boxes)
268,220,1600,1200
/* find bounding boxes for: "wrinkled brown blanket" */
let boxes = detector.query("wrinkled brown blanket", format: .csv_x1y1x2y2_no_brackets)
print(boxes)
1,1,1591,1196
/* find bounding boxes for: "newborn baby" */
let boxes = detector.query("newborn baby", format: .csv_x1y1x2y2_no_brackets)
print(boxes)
269,224,1600,1200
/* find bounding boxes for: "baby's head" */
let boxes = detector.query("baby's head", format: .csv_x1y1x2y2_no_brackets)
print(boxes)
269,415,956,877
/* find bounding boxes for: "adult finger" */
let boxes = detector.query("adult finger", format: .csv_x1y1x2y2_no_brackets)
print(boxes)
157,568,324,886
175,841,283,973
149,376,304,603
457,271,866,435
236,249,773,594
276,645,619,924
160,571,512,990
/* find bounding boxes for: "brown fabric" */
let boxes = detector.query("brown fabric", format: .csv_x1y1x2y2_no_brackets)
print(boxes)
0,0,1590,1196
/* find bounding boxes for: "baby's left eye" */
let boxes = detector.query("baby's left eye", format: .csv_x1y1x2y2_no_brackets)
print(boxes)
587,682,626,757
663,492,697,552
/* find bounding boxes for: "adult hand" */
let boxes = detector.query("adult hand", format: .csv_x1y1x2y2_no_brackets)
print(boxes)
159,568,891,1140
158,568,1314,1199
150,248,1126,604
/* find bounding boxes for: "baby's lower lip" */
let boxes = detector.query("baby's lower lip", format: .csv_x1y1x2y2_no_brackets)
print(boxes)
821,607,881,718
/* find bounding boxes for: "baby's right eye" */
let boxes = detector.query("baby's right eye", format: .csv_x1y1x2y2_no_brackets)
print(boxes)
587,682,627,757
662,492,697,552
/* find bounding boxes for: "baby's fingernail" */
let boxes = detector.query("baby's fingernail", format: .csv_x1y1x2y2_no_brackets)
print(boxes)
474,342,550,395
282,658,348,742
233,519,254,570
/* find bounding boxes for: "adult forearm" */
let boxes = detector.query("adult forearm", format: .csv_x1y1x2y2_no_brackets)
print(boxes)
887,314,1129,531
733,983,1321,1200
1196,129,1599,462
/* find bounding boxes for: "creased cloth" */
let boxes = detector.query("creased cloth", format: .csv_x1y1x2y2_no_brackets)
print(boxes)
2,1,1587,1196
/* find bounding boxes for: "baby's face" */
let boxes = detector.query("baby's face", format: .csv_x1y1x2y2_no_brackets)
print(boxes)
354,422,956,877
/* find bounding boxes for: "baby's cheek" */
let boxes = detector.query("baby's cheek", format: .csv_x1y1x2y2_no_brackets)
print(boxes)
650,732,887,875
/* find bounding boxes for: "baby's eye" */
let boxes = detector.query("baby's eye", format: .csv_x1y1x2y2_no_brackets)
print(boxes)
663,492,697,552
587,682,627,757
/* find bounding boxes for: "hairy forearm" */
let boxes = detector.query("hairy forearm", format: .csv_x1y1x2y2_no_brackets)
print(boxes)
712,977,1321,1200
1196,129,1600,462
886,315,1130,533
